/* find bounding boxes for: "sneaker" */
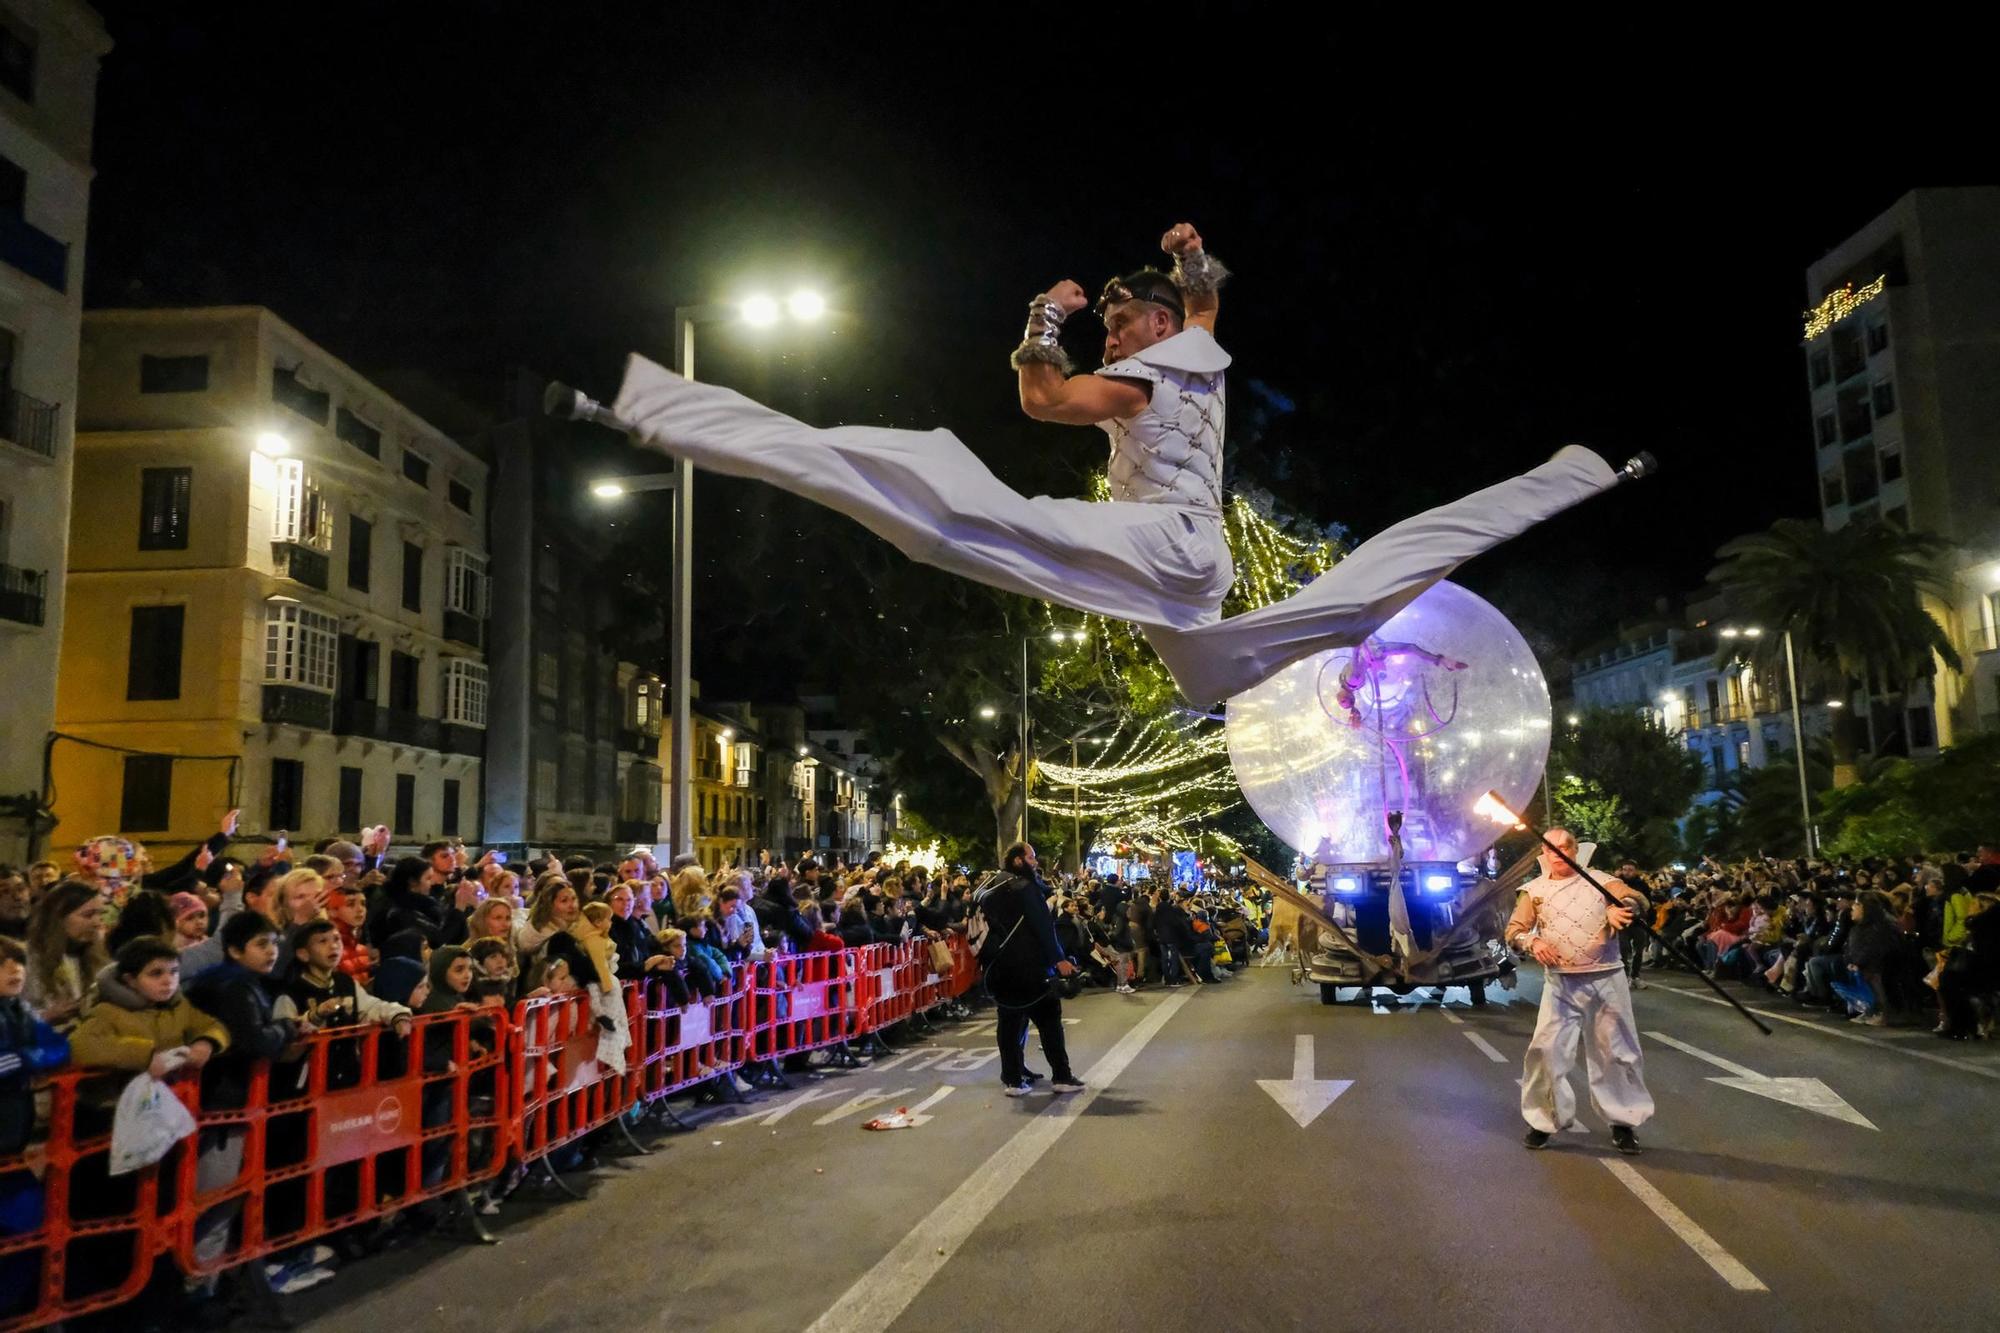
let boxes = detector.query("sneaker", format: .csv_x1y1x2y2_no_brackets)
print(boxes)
1858,1011,1887,1027
1022,1068,1045,1083
301,1244,336,1267
732,1075,755,1096
1115,984,1135,995
271,1264,336,1295
1611,1126,1642,1155
1523,1128,1552,1150
1048,1077,1085,1094
1003,1081,1035,1098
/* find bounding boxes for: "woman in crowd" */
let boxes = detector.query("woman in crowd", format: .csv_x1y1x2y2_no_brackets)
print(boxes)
24,880,110,1030
516,873,583,986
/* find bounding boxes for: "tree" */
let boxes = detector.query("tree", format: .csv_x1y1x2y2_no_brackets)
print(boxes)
1709,518,1962,787
1551,778,1631,853
1817,731,2000,857
1550,709,1704,864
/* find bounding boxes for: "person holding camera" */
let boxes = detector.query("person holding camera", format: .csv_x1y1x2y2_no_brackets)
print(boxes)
980,843,1084,1097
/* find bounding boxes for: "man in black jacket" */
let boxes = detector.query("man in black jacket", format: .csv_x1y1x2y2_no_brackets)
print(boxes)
979,844,1083,1096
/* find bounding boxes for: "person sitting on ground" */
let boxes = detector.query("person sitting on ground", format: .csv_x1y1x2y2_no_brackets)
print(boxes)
67,937,225,1082
1830,891,1900,1026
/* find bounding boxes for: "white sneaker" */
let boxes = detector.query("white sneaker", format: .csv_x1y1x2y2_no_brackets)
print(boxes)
271,1264,336,1295
1003,1082,1034,1098
1115,984,1135,994
732,1075,754,1095
301,1244,336,1267
1858,1012,1887,1027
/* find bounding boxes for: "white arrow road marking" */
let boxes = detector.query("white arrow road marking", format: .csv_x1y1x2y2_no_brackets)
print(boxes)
1646,1030,1877,1129
1647,983,2000,1081
1255,1035,1354,1128
900,1085,955,1125
1601,1159,1767,1292
1461,1031,1507,1063
814,1087,918,1126
720,1086,843,1128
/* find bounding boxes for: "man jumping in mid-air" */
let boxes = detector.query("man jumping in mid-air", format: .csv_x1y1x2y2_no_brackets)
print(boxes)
598,222,1651,704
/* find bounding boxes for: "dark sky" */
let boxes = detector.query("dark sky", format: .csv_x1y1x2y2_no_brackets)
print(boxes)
81,5,1992,659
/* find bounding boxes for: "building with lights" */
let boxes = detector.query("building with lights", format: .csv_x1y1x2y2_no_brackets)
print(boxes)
0,0,110,860
1804,186,2000,747
51,308,490,856
1569,588,1833,797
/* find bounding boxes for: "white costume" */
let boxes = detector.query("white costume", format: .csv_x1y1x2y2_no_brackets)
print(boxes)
611,324,1622,703
1507,870,1655,1134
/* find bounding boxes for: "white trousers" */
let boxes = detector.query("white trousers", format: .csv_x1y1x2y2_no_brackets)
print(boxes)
1520,968,1655,1133
613,354,1621,702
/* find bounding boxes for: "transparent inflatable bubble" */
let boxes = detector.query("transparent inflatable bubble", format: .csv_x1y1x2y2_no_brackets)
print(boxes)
1224,581,1550,864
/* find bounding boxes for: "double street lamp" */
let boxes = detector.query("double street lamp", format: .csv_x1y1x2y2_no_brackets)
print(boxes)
1718,624,1817,856
557,287,826,858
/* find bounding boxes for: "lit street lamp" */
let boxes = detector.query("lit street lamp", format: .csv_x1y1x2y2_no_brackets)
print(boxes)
1720,623,1816,855
551,289,826,858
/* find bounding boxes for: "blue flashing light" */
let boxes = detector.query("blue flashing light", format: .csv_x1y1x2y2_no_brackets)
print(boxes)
1332,875,1361,894
1424,873,1455,893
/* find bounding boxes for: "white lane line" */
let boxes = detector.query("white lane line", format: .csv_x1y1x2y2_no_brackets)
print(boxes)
1648,984,2000,1081
804,992,1191,1333
1440,1010,1465,1026
1461,1030,1507,1063
1600,1159,1767,1292
1645,1031,1761,1079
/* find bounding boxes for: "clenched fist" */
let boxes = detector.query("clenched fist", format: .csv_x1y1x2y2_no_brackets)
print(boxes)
1041,280,1088,315
1160,222,1204,257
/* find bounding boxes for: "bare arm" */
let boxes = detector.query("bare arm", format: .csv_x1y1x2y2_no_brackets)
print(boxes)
1017,364,1149,425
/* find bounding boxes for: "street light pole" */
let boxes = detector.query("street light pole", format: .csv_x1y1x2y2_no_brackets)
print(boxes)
666,308,700,861
1781,628,1815,856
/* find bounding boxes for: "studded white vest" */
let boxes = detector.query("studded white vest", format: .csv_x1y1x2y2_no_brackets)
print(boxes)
1519,871,1626,974
1094,327,1230,510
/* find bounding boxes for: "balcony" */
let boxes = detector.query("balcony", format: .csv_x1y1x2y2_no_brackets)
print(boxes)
334,697,442,749
261,684,332,730
271,541,329,592
0,387,58,459
0,213,69,292
615,818,663,845
0,563,46,627
617,721,662,755
439,722,484,757
443,608,483,650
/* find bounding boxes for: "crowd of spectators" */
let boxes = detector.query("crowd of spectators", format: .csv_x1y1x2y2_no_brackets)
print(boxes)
0,804,1281,1325
1613,843,2000,1040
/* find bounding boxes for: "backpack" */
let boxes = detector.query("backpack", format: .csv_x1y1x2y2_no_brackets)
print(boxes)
965,872,1020,964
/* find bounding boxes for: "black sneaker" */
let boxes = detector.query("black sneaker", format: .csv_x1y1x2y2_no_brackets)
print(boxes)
1611,1125,1642,1155
1022,1069,1045,1083
1523,1128,1552,1150
1048,1076,1085,1094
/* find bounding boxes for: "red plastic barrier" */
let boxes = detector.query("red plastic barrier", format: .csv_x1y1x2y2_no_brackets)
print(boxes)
170,1009,508,1279
751,951,857,1060
637,969,752,1102
510,987,643,1168
0,1070,167,1333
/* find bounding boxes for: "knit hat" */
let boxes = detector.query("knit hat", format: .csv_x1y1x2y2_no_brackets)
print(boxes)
373,956,427,1008
168,892,208,923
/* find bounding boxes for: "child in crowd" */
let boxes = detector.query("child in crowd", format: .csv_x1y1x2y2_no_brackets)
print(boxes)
468,938,520,1005
326,891,374,986
0,937,69,1315
169,894,210,951
272,921,412,1088
67,938,226,1079
679,914,731,997
571,902,620,993
651,929,691,1008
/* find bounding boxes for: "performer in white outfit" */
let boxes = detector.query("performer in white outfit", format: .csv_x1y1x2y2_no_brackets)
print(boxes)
602,222,1650,704
1504,827,1655,1154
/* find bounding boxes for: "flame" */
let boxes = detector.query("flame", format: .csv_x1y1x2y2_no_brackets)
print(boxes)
1473,790,1524,828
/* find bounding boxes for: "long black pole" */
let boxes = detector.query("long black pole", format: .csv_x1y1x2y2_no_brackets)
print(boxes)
1528,831,1772,1037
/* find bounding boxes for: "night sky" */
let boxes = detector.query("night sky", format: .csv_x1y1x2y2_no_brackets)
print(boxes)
81,6,1988,667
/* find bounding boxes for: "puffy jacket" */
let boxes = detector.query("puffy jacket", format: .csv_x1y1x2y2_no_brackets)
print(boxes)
68,965,228,1073
184,962,296,1107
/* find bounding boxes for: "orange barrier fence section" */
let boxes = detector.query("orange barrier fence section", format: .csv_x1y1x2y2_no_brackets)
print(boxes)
0,938,980,1331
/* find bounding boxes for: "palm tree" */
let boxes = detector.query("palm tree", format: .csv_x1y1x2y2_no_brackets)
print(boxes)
1709,518,1961,787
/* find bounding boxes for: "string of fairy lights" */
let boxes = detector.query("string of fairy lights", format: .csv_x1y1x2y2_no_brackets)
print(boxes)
1023,488,1344,850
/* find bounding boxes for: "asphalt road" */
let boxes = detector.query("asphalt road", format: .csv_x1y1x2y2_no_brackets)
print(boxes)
286,963,2000,1333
